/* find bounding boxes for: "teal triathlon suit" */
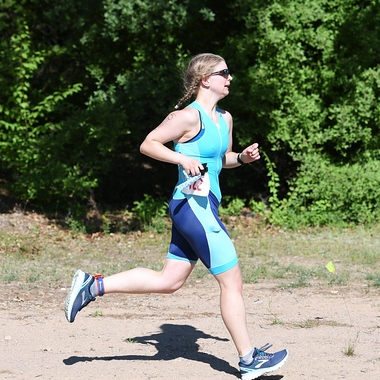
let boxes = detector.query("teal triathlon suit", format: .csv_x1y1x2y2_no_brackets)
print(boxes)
167,101,238,275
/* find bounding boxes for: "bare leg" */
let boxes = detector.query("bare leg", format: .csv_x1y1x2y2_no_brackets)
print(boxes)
103,258,195,294
215,264,252,356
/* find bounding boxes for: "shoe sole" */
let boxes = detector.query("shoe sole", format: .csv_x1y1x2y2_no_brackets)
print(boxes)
241,351,289,380
64,270,86,323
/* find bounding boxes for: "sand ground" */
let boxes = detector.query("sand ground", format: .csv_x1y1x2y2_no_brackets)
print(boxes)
2,276,380,380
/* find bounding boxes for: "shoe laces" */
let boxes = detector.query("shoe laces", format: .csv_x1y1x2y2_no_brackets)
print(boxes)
258,343,272,352
254,343,274,358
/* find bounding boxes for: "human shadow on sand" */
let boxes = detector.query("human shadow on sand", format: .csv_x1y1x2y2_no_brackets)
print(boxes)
63,323,283,379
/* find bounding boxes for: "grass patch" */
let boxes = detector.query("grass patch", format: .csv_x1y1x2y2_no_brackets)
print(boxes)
343,332,360,356
123,338,137,344
234,223,380,287
1,213,380,289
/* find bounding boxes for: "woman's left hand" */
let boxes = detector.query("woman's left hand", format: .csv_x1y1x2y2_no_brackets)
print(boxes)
241,143,260,163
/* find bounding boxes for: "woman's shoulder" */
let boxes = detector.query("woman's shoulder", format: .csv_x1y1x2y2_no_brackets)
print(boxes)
174,105,200,125
217,108,233,125
217,107,231,117
167,106,201,143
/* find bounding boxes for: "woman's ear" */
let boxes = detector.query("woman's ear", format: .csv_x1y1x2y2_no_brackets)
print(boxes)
200,76,211,88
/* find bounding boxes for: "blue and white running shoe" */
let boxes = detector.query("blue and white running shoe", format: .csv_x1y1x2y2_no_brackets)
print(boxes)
239,344,288,380
65,270,95,323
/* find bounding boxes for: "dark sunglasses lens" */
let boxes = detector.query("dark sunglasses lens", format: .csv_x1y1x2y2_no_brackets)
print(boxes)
210,69,230,77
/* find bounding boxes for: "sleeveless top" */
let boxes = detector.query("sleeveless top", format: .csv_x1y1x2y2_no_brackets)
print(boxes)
172,101,230,201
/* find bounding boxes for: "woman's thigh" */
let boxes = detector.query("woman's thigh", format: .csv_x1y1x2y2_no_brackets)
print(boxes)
168,194,238,275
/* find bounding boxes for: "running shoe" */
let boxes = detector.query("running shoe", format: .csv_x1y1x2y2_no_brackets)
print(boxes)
239,344,288,380
64,270,95,323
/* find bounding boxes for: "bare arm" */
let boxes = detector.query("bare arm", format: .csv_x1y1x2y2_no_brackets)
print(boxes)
222,110,261,168
140,108,206,176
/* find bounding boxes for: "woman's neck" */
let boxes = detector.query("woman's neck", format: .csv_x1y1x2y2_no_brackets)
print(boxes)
194,95,219,122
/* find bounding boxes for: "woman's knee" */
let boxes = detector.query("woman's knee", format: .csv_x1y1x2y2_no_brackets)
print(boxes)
215,265,243,292
160,281,184,294
159,260,194,293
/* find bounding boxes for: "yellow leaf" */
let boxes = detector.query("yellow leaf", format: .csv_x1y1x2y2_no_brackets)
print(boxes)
325,261,335,273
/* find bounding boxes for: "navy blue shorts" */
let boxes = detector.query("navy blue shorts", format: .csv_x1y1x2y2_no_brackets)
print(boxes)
167,192,238,275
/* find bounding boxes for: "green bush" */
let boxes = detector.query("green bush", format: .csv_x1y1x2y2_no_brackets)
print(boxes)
219,196,245,218
283,155,380,227
131,194,169,232
235,0,380,227
1,0,380,228
251,154,380,228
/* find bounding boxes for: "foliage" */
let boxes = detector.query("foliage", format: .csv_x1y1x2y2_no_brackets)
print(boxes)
131,194,169,232
283,154,380,227
0,0,379,227
0,21,88,201
230,0,380,227
219,196,245,218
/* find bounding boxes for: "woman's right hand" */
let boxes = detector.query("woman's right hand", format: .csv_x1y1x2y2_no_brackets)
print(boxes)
178,156,205,177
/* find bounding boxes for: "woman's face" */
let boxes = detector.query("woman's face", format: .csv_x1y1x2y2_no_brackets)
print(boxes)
207,60,233,98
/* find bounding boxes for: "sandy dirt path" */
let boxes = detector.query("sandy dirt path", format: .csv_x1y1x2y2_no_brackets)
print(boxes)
2,279,380,380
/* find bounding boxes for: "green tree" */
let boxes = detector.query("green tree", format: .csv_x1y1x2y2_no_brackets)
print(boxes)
1,0,379,227
228,0,380,225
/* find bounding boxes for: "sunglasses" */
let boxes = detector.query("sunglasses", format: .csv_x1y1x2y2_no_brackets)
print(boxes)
210,69,230,78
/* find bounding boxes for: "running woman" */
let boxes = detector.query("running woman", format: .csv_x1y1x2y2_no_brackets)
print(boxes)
64,53,288,380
